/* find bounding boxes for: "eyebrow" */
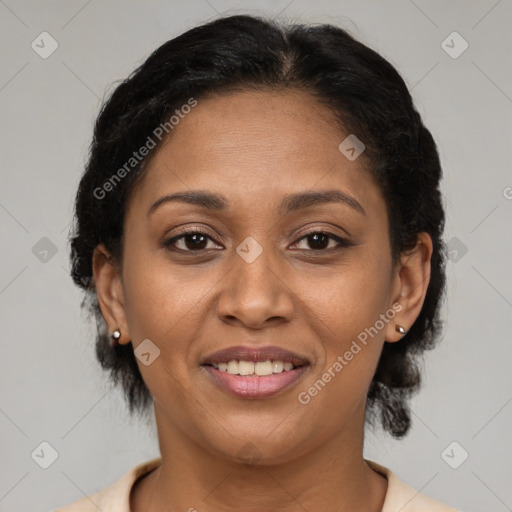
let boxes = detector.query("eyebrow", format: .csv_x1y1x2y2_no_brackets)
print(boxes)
147,189,366,217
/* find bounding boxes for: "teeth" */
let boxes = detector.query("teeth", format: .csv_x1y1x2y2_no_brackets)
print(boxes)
211,360,299,376
255,361,273,376
272,360,283,373
227,360,238,374
238,361,254,375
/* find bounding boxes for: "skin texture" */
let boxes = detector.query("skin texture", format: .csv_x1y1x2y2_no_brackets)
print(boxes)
93,89,433,511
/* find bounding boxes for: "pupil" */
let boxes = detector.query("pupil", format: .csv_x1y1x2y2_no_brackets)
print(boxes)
310,233,328,250
186,234,207,250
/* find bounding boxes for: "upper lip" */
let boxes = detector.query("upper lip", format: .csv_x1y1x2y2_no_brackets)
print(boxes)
201,345,310,367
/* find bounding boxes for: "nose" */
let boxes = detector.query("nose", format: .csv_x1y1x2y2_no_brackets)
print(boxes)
216,246,295,329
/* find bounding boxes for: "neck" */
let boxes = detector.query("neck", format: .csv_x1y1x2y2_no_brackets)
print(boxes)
130,400,388,512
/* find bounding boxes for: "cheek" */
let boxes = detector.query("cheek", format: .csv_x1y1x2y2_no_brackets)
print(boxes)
294,255,391,414
305,251,392,337
119,254,203,408
121,242,205,339
120,243,221,397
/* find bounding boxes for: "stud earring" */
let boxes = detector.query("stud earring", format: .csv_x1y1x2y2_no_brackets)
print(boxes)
111,329,121,346
395,325,406,335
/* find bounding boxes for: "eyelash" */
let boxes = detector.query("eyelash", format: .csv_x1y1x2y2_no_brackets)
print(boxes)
162,227,354,254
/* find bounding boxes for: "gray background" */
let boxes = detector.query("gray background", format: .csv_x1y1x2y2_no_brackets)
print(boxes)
1,1,511,511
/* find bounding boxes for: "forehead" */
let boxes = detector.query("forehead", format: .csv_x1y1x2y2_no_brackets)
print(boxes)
128,89,385,220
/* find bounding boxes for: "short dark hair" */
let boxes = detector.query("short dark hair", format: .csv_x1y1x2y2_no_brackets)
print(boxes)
69,14,446,438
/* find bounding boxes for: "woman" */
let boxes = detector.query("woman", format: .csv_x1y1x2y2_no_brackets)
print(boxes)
58,13,460,512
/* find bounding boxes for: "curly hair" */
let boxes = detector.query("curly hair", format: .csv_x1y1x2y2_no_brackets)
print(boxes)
68,14,446,438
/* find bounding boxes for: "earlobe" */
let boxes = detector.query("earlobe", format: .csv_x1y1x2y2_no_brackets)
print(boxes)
92,244,130,345
385,233,433,343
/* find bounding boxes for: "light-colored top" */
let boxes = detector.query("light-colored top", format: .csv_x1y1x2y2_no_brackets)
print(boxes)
54,457,461,511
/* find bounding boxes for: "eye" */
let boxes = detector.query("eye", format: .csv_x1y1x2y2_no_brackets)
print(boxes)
162,228,222,252
162,227,353,254
290,230,353,252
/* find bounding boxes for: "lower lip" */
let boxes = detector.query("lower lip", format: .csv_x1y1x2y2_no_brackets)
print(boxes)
202,365,309,399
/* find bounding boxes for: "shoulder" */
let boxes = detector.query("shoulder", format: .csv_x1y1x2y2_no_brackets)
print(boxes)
365,459,462,512
54,457,162,512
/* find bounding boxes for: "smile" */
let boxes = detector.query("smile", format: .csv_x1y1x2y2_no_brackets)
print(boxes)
201,361,310,399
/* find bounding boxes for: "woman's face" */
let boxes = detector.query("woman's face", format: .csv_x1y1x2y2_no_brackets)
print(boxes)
95,89,427,464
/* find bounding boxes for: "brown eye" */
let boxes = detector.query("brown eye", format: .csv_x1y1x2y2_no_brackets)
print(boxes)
162,228,353,255
162,229,221,252
291,231,353,252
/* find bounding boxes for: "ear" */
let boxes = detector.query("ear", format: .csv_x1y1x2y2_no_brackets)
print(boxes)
92,243,130,345
384,232,433,343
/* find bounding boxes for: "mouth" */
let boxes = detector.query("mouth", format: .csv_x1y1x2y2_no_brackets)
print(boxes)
200,346,311,399
202,359,307,374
